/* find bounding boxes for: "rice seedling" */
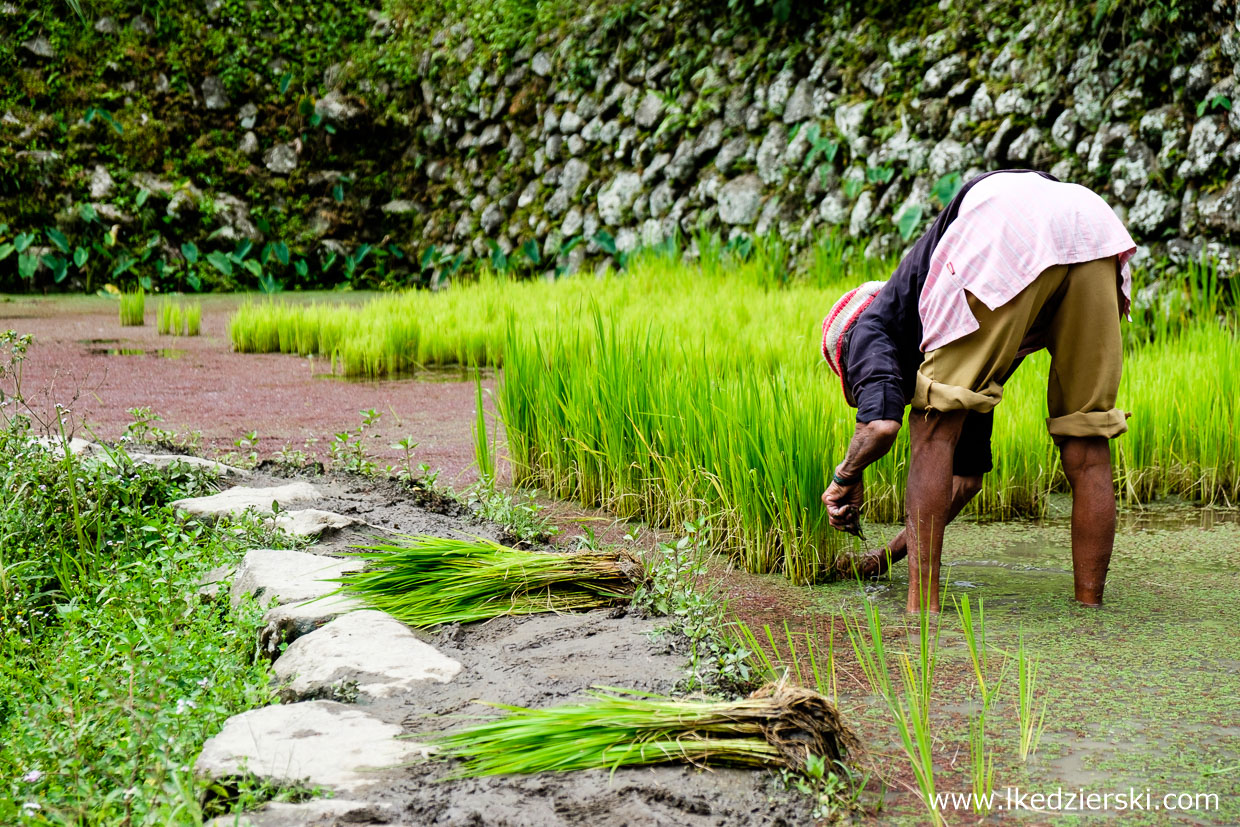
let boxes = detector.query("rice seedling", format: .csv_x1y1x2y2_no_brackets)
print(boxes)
185,301,201,335
432,683,858,778
335,535,641,626
955,595,1005,815
158,299,202,336
119,288,145,326
1015,632,1048,762
473,370,494,482
845,598,944,826
730,618,837,700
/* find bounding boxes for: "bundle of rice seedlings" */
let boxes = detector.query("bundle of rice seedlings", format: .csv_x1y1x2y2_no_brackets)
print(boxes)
337,535,642,626
433,683,859,777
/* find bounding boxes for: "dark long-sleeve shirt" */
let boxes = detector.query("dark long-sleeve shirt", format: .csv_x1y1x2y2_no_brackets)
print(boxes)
843,169,1055,423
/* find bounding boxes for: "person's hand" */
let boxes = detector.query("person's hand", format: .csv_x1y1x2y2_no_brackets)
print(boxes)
823,477,864,532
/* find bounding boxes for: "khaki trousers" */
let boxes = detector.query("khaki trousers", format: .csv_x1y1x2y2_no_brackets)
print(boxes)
912,256,1128,442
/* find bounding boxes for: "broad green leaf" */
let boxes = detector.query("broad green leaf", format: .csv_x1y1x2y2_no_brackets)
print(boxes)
14,232,34,253
186,272,202,291
242,259,263,276
73,246,89,268
135,189,150,207
180,241,199,263
45,226,70,253
932,171,964,205
592,230,617,255
205,251,233,276
896,204,924,241
79,203,98,223
521,239,541,265
272,241,290,266
18,253,38,280
294,259,309,277
0,243,14,261
43,254,68,283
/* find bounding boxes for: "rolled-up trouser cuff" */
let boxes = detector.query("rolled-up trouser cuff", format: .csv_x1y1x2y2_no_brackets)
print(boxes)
1046,408,1129,441
913,368,1002,414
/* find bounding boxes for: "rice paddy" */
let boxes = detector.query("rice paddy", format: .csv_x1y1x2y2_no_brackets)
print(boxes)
227,241,1240,583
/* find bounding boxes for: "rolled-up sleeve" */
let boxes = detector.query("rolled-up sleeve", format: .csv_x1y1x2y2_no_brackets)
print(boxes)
848,312,908,423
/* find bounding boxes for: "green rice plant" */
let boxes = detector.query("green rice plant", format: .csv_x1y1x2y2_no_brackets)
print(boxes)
473,370,494,482
225,237,1240,583
1015,632,1048,762
158,299,202,336
119,288,145,326
185,302,201,336
335,535,641,626
432,683,858,778
845,599,943,826
955,595,1005,815
969,714,995,816
730,618,837,700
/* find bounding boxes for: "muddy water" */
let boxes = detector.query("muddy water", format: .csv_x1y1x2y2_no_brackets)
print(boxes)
807,508,1240,824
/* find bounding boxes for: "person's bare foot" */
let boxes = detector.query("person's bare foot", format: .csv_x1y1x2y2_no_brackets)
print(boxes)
834,547,897,580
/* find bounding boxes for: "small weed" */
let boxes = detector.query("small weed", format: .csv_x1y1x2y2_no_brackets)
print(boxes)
1016,632,1048,761
465,481,555,545
328,409,381,474
632,521,755,694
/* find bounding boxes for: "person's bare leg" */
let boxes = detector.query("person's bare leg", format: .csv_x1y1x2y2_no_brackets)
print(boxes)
1059,436,1115,606
905,410,968,613
839,475,984,579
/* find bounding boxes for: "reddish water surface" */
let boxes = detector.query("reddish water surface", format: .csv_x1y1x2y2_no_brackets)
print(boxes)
0,293,490,487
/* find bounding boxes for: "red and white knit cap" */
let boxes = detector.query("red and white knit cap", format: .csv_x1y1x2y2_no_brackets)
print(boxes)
821,280,886,396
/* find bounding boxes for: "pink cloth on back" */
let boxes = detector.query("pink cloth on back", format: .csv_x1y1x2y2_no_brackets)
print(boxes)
918,172,1137,352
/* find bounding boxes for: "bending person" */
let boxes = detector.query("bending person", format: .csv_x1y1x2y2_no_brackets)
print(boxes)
820,169,1135,613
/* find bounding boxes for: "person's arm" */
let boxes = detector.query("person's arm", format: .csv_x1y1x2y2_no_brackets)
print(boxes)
823,419,901,531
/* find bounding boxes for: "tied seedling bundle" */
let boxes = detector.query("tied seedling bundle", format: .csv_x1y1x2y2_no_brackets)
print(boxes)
433,683,859,777
337,535,641,626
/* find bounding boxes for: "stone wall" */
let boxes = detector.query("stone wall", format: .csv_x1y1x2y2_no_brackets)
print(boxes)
5,0,1240,289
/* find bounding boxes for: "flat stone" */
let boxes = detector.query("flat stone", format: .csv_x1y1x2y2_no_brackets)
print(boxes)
273,610,462,701
194,701,425,795
230,549,363,609
270,508,359,538
111,452,252,477
205,799,394,827
260,593,364,656
32,436,97,457
173,482,321,519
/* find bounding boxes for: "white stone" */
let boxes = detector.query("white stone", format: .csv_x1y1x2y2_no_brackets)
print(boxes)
230,548,363,609
173,482,321,519
32,436,97,457
717,174,763,225
922,54,965,95
202,76,229,110
263,143,298,175
634,89,666,129
849,190,875,237
1178,115,1228,178
314,90,358,123
597,171,642,225
114,452,251,477
531,50,553,77
756,124,788,185
194,701,425,794
259,590,359,646
274,610,461,701
270,508,359,538
89,165,114,199
1129,188,1179,235
239,131,259,155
